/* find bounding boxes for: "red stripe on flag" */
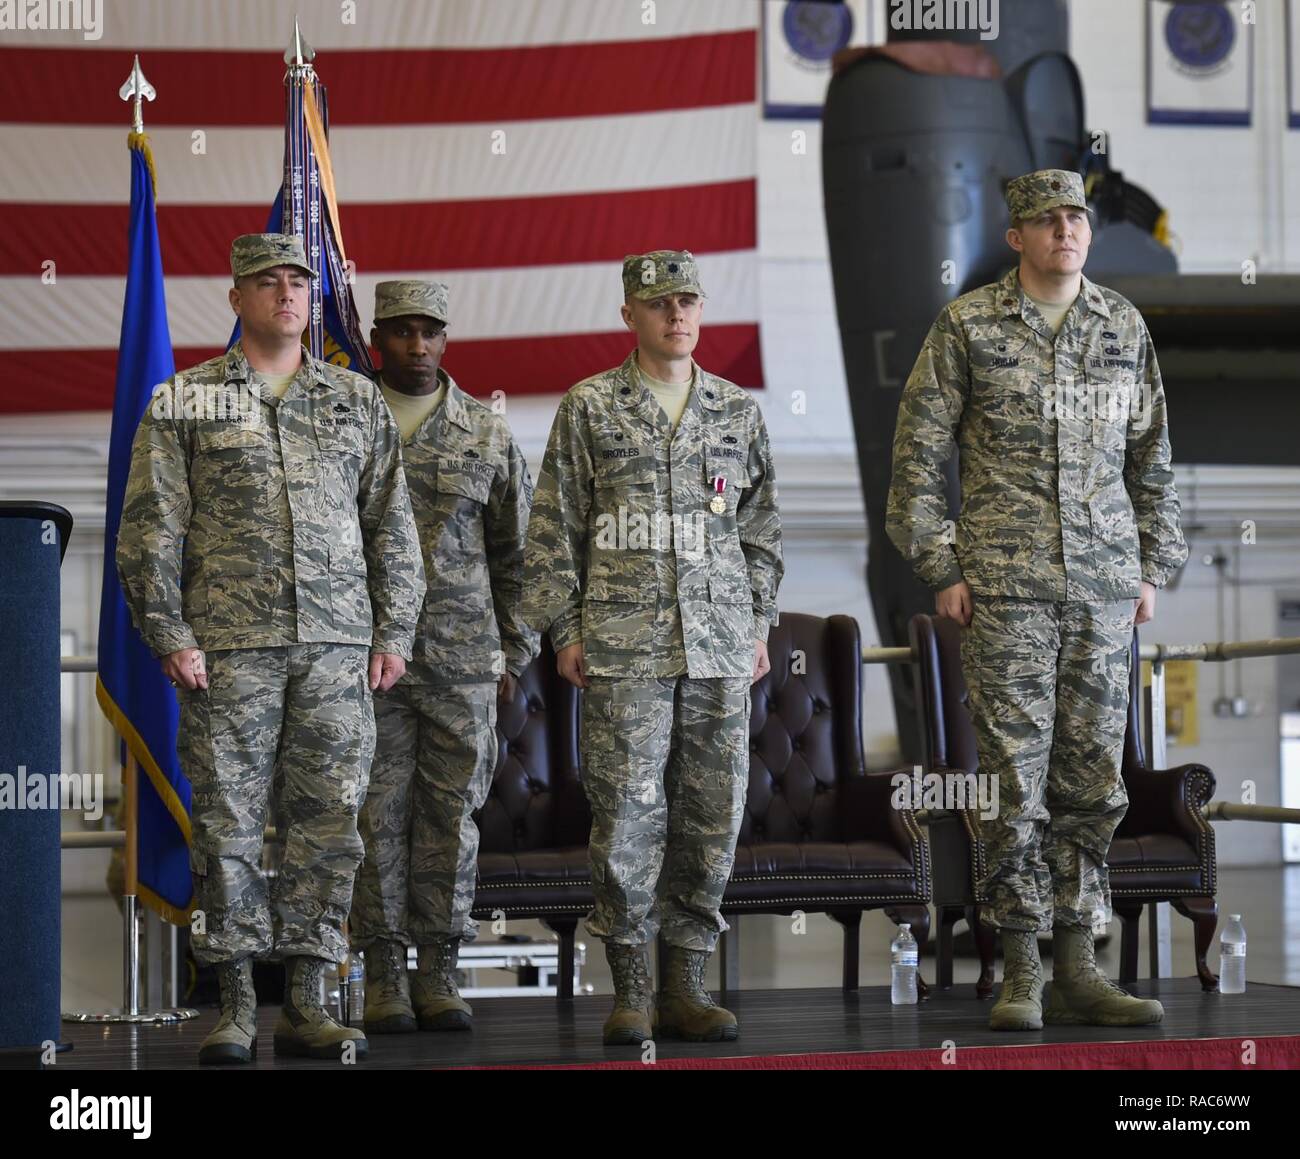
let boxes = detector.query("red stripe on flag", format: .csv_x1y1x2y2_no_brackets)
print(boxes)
0,32,756,126
444,326,764,396
4,326,763,413
0,182,758,276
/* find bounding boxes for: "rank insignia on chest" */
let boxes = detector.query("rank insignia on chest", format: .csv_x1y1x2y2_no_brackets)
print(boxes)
710,476,727,514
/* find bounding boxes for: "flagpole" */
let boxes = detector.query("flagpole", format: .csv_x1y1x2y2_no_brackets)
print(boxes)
284,23,325,356
63,57,198,1027
123,752,141,1016
282,18,375,375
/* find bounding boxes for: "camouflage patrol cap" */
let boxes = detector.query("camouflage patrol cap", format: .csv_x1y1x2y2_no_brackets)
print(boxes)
1005,169,1088,223
230,233,317,281
622,250,706,301
374,279,450,325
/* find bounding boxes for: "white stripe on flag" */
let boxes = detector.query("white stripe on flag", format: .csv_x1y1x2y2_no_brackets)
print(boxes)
0,104,757,204
0,0,757,48
0,252,760,350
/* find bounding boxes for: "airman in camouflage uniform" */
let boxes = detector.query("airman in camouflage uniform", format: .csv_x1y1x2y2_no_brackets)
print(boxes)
524,251,784,1045
350,280,539,1034
887,172,1187,1031
117,234,425,1064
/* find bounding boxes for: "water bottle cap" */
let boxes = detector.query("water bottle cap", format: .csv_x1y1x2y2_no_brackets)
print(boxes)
1230,914,1241,921
900,923,911,929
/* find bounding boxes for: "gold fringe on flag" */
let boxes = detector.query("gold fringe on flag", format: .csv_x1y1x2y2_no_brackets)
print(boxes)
302,77,348,267
127,130,158,202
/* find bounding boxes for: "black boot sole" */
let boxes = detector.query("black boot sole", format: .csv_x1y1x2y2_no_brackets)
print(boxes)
603,1028,650,1045
198,1037,256,1065
1043,1009,1164,1027
418,1010,472,1032
364,1014,418,1034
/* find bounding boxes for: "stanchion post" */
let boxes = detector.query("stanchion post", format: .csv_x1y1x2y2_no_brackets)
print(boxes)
61,748,198,1024
1144,657,1173,978
123,753,141,1016
165,921,179,1008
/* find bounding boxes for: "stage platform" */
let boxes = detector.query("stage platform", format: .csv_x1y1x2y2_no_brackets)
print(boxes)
59,978,1300,1070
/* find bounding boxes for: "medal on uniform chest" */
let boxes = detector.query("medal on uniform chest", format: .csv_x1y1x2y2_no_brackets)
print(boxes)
710,475,727,514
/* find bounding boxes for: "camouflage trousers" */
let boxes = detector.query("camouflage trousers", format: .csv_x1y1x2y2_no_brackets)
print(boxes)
350,681,497,947
582,675,750,952
179,643,374,966
960,598,1133,933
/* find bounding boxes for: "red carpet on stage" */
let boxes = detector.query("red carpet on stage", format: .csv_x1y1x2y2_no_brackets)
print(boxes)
504,1035,1300,1071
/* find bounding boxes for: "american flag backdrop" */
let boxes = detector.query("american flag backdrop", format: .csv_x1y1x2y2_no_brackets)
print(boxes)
0,0,763,413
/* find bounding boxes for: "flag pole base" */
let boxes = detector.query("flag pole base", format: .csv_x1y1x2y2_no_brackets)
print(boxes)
61,1007,199,1024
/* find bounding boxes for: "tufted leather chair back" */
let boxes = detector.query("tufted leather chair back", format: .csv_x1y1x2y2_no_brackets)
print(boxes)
476,636,589,852
911,613,1143,780
743,612,866,845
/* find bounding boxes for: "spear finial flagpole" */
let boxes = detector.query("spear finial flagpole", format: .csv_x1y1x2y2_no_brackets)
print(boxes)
282,17,326,356
285,15,316,72
277,16,373,373
118,54,156,134
74,55,201,1029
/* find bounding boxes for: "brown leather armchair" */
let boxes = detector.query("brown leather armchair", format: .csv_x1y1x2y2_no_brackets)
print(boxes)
472,636,591,999
725,612,932,992
475,615,933,1001
909,612,1219,996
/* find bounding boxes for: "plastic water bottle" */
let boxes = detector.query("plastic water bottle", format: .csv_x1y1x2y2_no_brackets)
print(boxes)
891,923,919,1005
346,951,366,1023
1219,914,1246,994
335,966,351,1018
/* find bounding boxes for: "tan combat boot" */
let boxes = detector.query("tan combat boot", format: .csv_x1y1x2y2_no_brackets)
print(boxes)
989,929,1044,1031
603,943,653,1045
363,941,416,1035
198,957,257,1065
655,946,738,1042
412,938,472,1031
1045,925,1164,1026
273,956,370,1059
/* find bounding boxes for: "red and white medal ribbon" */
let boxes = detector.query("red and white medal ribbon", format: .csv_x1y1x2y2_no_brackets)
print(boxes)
710,475,727,514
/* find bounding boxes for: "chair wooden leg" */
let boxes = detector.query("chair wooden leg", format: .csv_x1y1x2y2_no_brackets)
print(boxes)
1172,896,1220,992
967,906,995,998
828,909,862,992
886,904,931,999
542,917,577,1002
937,906,961,990
1114,903,1143,983
719,917,741,994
